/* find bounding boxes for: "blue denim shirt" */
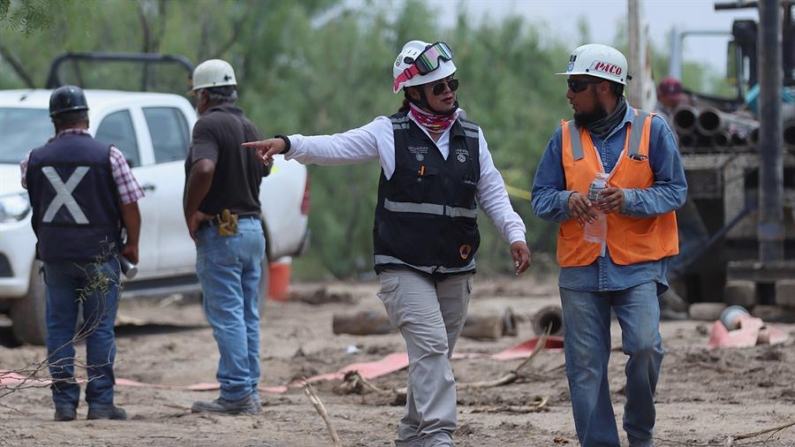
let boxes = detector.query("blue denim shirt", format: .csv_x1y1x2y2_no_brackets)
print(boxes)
531,105,688,293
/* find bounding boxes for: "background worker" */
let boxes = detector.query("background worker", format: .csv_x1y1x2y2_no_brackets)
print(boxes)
655,76,688,127
183,59,270,416
21,85,142,422
244,40,531,447
655,76,710,320
531,44,687,447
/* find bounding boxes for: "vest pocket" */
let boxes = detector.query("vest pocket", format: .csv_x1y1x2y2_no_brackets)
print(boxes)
617,220,663,260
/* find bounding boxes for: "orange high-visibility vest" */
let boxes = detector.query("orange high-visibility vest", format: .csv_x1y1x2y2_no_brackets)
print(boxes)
557,110,679,267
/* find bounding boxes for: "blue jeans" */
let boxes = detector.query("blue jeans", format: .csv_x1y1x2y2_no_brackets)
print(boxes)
44,259,121,410
559,282,663,447
195,217,265,401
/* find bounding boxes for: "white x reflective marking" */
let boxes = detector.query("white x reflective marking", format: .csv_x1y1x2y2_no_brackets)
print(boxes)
42,166,90,224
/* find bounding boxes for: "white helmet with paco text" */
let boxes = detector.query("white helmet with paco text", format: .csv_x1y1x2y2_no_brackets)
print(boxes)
557,44,629,85
392,40,457,93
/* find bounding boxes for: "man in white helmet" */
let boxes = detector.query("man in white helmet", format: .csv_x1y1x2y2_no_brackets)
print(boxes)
531,44,687,447
183,58,270,415
244,40,531,446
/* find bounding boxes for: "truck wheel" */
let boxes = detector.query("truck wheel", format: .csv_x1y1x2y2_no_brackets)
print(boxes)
11,261,47,345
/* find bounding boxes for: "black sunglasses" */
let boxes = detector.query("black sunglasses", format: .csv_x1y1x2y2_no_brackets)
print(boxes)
567,78,603,93
430,78,460,96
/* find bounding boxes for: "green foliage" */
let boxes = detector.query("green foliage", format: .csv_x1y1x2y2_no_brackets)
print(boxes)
0,0,732,280
1,0,56,34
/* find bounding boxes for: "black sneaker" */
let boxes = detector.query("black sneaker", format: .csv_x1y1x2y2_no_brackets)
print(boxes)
191,394,259,415
54,406,76,422
87,405,127,420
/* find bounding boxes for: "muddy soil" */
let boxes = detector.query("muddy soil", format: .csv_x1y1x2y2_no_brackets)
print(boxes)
1,276,794,447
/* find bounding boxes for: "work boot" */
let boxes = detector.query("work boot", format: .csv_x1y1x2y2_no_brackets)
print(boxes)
191,394,259,415
87,404,127,420
54,406,76,422
628,434,654,447
251,393,263,413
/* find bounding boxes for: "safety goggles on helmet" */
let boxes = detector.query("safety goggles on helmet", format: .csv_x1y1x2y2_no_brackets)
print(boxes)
393,41,454,93
430,78,459,96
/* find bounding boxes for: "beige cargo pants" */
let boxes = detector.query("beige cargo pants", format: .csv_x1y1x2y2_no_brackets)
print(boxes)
377,268,473,447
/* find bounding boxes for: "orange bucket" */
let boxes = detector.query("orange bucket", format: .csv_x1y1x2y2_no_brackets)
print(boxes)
268,257,292,302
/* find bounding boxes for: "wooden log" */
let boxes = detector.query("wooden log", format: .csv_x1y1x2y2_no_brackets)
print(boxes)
332,311,394,335
332,308,518,340
460,314,503,340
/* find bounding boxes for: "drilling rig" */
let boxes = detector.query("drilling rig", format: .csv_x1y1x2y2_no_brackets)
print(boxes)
671,0,795,316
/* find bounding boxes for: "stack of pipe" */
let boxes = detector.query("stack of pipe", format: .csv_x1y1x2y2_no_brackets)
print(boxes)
673,105,759,149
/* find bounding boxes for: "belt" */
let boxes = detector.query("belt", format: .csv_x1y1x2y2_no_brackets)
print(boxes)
198,214,260,229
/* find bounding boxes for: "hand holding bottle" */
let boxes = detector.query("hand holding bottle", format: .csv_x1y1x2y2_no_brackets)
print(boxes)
584,173,609,244
595,187,625,214
567,192,599,226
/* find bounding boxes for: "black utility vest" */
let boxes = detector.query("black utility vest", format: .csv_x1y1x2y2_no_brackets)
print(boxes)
27,133,122,262
373,112,481,276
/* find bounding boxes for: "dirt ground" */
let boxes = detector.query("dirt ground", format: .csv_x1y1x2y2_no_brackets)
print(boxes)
1,275,794,447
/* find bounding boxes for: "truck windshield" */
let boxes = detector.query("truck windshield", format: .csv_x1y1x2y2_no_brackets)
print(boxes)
0,108,52,164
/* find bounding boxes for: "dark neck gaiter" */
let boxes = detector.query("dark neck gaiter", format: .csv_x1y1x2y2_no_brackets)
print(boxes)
585,97,628,139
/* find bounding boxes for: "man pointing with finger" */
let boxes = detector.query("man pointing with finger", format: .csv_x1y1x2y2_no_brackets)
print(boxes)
531,44,687,447
245,39,531,447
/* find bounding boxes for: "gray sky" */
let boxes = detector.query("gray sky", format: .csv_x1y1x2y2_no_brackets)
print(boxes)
425,0,759,74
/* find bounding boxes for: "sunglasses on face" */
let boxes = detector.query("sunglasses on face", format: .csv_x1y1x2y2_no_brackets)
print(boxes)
393,42,455,92
430,78,460,95
567,78,603,93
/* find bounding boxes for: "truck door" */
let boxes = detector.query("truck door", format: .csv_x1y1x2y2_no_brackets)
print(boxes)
94,109,160,278
140,106,194,275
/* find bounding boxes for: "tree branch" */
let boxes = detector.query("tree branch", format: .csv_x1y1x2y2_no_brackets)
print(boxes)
211,0,253,59
137,1,152,53
0,44,35,88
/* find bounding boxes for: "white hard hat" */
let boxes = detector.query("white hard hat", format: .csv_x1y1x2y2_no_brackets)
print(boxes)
191,59,237,92
392,40,457,94
557,44,629,85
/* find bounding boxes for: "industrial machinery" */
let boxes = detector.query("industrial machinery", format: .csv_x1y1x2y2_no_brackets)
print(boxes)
670,1,795,312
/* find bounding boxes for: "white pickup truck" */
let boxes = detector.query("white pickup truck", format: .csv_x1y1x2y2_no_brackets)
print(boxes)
0,77,310,345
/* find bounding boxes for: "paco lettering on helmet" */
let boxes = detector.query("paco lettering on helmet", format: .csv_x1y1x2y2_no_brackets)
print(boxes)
590,61,622,76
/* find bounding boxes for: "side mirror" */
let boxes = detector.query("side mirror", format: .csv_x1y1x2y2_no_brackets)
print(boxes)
726,40,738,86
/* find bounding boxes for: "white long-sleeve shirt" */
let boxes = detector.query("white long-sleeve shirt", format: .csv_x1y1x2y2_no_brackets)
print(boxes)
286,113,527,244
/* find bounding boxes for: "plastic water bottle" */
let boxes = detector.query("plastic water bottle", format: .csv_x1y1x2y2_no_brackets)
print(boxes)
583,173,608,244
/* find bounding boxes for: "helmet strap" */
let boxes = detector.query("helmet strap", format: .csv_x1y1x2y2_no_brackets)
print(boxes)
409,89,459,116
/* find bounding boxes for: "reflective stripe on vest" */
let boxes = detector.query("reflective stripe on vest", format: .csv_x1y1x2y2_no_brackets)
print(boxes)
41,166,90,224
375,112,481,276
558,110,679,267
384,198,478,219
391,114,410,130
567,111,649,160
374,254,476,275
460,120,480,139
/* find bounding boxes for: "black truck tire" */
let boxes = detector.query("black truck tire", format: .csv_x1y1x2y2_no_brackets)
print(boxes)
11,261,47,345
